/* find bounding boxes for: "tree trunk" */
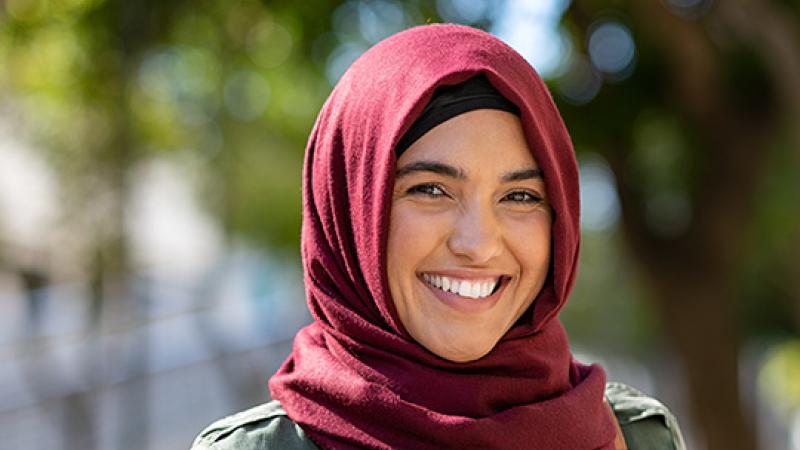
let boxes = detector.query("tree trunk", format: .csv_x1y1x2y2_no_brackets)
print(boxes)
651,270,754,450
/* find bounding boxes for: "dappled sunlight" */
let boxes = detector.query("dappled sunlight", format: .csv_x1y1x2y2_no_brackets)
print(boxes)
587,20,637,81
579,152,621,232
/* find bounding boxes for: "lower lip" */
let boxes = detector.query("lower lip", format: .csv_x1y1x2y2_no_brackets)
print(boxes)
419,276,507,314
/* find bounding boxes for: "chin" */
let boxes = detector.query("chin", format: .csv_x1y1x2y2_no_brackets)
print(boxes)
429,338,496,363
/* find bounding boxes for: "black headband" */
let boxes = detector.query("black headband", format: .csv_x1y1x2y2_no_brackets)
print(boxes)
395,74,520,156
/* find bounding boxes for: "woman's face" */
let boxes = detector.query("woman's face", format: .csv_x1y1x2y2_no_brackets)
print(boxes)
387,109,552,362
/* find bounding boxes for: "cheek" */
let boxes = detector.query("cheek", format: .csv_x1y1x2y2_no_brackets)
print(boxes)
386,205,447,287
386,204,450,333
506,214,552,280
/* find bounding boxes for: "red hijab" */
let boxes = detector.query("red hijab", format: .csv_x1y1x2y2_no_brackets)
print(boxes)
269,24,617,449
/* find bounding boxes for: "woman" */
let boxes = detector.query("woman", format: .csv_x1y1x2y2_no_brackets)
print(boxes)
192,24,686,450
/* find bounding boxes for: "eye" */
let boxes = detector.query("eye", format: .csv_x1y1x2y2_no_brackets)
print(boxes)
503,190,542,204
407,183,448,198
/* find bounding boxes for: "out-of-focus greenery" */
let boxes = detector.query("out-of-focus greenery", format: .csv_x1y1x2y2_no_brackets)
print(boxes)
555,2,800,450
1,0,359,253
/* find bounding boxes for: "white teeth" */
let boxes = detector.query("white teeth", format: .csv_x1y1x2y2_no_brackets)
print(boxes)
469,282,481,298
421,274,499,299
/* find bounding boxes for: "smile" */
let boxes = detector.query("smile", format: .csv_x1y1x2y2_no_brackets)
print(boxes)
421,273,501,299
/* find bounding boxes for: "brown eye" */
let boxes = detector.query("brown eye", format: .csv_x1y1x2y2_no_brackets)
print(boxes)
503,191,541,204
408,183,448,198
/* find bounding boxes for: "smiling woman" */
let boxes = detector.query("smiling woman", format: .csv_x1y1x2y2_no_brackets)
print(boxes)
191,24,686,450
388,108,553,363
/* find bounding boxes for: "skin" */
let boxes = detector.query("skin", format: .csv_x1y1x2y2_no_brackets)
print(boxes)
387,109,553,362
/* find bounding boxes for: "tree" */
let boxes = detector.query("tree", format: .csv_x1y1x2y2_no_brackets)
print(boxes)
560,1,800,449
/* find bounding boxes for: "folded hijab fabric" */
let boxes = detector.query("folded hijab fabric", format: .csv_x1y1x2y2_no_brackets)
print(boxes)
269,24,617,450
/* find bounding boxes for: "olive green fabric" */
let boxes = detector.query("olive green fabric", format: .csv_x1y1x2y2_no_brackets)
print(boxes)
605,382,687,450
191,382,686,449
191,400,320,450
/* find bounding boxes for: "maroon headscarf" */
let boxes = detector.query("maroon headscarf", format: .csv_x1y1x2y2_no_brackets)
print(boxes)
269,24,617,449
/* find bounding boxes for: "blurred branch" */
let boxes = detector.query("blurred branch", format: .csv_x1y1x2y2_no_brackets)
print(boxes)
631,0,722,119
709,0,800,336
718,0,800,118
631,0,774,259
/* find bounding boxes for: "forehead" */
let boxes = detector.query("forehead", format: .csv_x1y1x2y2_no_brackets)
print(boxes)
396,109,538,173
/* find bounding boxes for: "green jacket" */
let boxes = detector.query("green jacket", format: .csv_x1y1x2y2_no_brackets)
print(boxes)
191,382,687,450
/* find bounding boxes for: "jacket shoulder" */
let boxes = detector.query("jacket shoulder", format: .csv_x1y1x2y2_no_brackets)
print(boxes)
192,385,686,449
190,400,320,450
605,381,687,450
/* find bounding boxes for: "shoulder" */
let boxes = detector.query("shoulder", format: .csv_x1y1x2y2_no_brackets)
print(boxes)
605,381,687,450
190,400,320,450
190,384,686,450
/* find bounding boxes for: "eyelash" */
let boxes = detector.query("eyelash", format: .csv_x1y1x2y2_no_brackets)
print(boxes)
407,183,542,204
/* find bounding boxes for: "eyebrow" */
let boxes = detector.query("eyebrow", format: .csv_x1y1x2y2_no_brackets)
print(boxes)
396,160,543,182
501,168,543,182
395,161,465,180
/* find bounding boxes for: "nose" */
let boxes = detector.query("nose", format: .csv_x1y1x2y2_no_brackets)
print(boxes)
447,201,503,264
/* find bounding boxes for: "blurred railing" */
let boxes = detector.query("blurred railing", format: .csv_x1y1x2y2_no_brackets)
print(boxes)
0,248,310,450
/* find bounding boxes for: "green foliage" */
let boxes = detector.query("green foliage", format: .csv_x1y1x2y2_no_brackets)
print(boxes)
737,118,800,337
759,339,800,415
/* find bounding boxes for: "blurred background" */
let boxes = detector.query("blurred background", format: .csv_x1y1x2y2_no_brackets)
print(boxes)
0,0,798,449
